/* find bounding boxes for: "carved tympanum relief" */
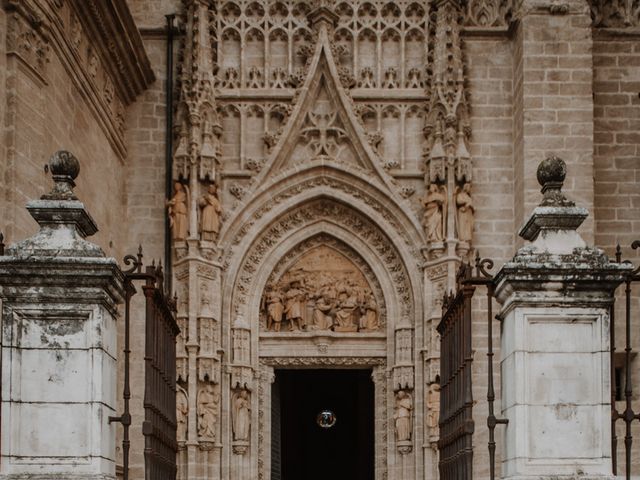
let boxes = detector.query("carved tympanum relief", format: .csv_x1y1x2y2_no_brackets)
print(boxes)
261,245,380,333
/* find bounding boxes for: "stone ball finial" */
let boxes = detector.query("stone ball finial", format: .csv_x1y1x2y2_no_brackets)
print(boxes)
536,155,574,207
49,150,80,180
536,155,566,188
42,150,80,200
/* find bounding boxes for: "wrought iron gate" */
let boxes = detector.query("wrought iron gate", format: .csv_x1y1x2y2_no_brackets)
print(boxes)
611,242,640,480
437,257,506,480
438,245,640,480
437,264,475,480
110,248,179,480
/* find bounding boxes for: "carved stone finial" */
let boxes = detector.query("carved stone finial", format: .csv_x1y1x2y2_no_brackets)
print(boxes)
43,150,80,200
518,155,586,243
308,0,339,31
536,155,574,207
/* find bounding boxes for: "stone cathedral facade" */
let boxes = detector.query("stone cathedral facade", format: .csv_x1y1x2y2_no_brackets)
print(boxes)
0,0,638,480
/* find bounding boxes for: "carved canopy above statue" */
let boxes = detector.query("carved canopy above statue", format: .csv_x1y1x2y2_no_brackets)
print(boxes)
260,241,385,333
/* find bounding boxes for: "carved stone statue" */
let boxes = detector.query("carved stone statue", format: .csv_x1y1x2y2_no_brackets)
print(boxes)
334,290,358,332
199,182,222,242
311,295,334,330
422,183,446,242
266,289,284,332
455,182,474,242
177,387,188,443
167,182,189,241
394,390,413,442
360,293,379,331
197,383,219,440
232,389,251,442
284,280,306,331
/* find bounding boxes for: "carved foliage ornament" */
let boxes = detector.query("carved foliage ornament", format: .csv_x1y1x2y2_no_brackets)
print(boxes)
590,0,640,27
233,199,413,321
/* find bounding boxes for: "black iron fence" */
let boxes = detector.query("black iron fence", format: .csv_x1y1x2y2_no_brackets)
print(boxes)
611,241,640,479
110,247,179,480
438,244,640,480
437,263,476,480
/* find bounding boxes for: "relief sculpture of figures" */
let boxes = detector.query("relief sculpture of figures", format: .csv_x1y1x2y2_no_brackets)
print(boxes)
311,295,334,330
334,289,359,332
199,182,222,242
197,383,219,440
167,181,189,241
284,280,306,331
266,288,284,332
394,390,413,442
455,182,475,242
360,292,379,332
421,183,446,242
261,246,381,333
232,389,251,442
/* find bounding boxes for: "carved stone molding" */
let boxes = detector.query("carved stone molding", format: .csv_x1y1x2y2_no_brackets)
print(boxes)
590,0,640,27
464,0,514,28
3,0,155,158
6,11,51,83
73,0,155,103
224,173,423,268
231,199,414,322
259,356,385,367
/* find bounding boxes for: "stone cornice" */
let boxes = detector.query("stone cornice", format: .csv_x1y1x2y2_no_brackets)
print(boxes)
3,0,155,160
72,0,155,105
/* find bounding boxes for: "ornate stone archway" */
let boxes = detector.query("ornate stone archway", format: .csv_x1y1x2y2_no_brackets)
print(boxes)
223,195,422,480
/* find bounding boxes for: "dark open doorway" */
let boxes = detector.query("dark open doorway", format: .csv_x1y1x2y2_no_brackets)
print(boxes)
271,369,375,480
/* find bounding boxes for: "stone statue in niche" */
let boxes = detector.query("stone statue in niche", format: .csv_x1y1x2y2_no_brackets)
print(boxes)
394,390,413,442
167,182,189,241
284,280,306,331
422,183,446,242
261,246,381,333
200,281,213,317
177,387,188,443
455,182,474,242
197,383,219,440
199,182,222,242
426,383,441,431
232,389,251,442
265,288,284,332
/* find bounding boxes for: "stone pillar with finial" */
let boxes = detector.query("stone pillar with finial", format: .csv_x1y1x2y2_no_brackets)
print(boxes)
0,151,124,480
493,155,631,480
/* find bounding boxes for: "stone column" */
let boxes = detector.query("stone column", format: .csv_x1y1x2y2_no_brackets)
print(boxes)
0,151,124,480
494,157,631,480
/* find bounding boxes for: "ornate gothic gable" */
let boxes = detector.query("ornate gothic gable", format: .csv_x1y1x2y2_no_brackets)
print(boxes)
253,23,400,191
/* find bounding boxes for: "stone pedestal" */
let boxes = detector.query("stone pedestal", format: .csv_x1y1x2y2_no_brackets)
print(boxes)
494,157,631,480
0,152,124,480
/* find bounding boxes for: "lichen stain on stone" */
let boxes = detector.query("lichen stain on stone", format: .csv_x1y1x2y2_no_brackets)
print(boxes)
554,403,577,420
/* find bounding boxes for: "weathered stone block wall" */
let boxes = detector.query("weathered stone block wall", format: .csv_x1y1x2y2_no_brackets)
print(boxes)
121,2,180,479
1,6,136,261
465,34,513,478
593,35,640,256
512,4,595,244
593,32,640,477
